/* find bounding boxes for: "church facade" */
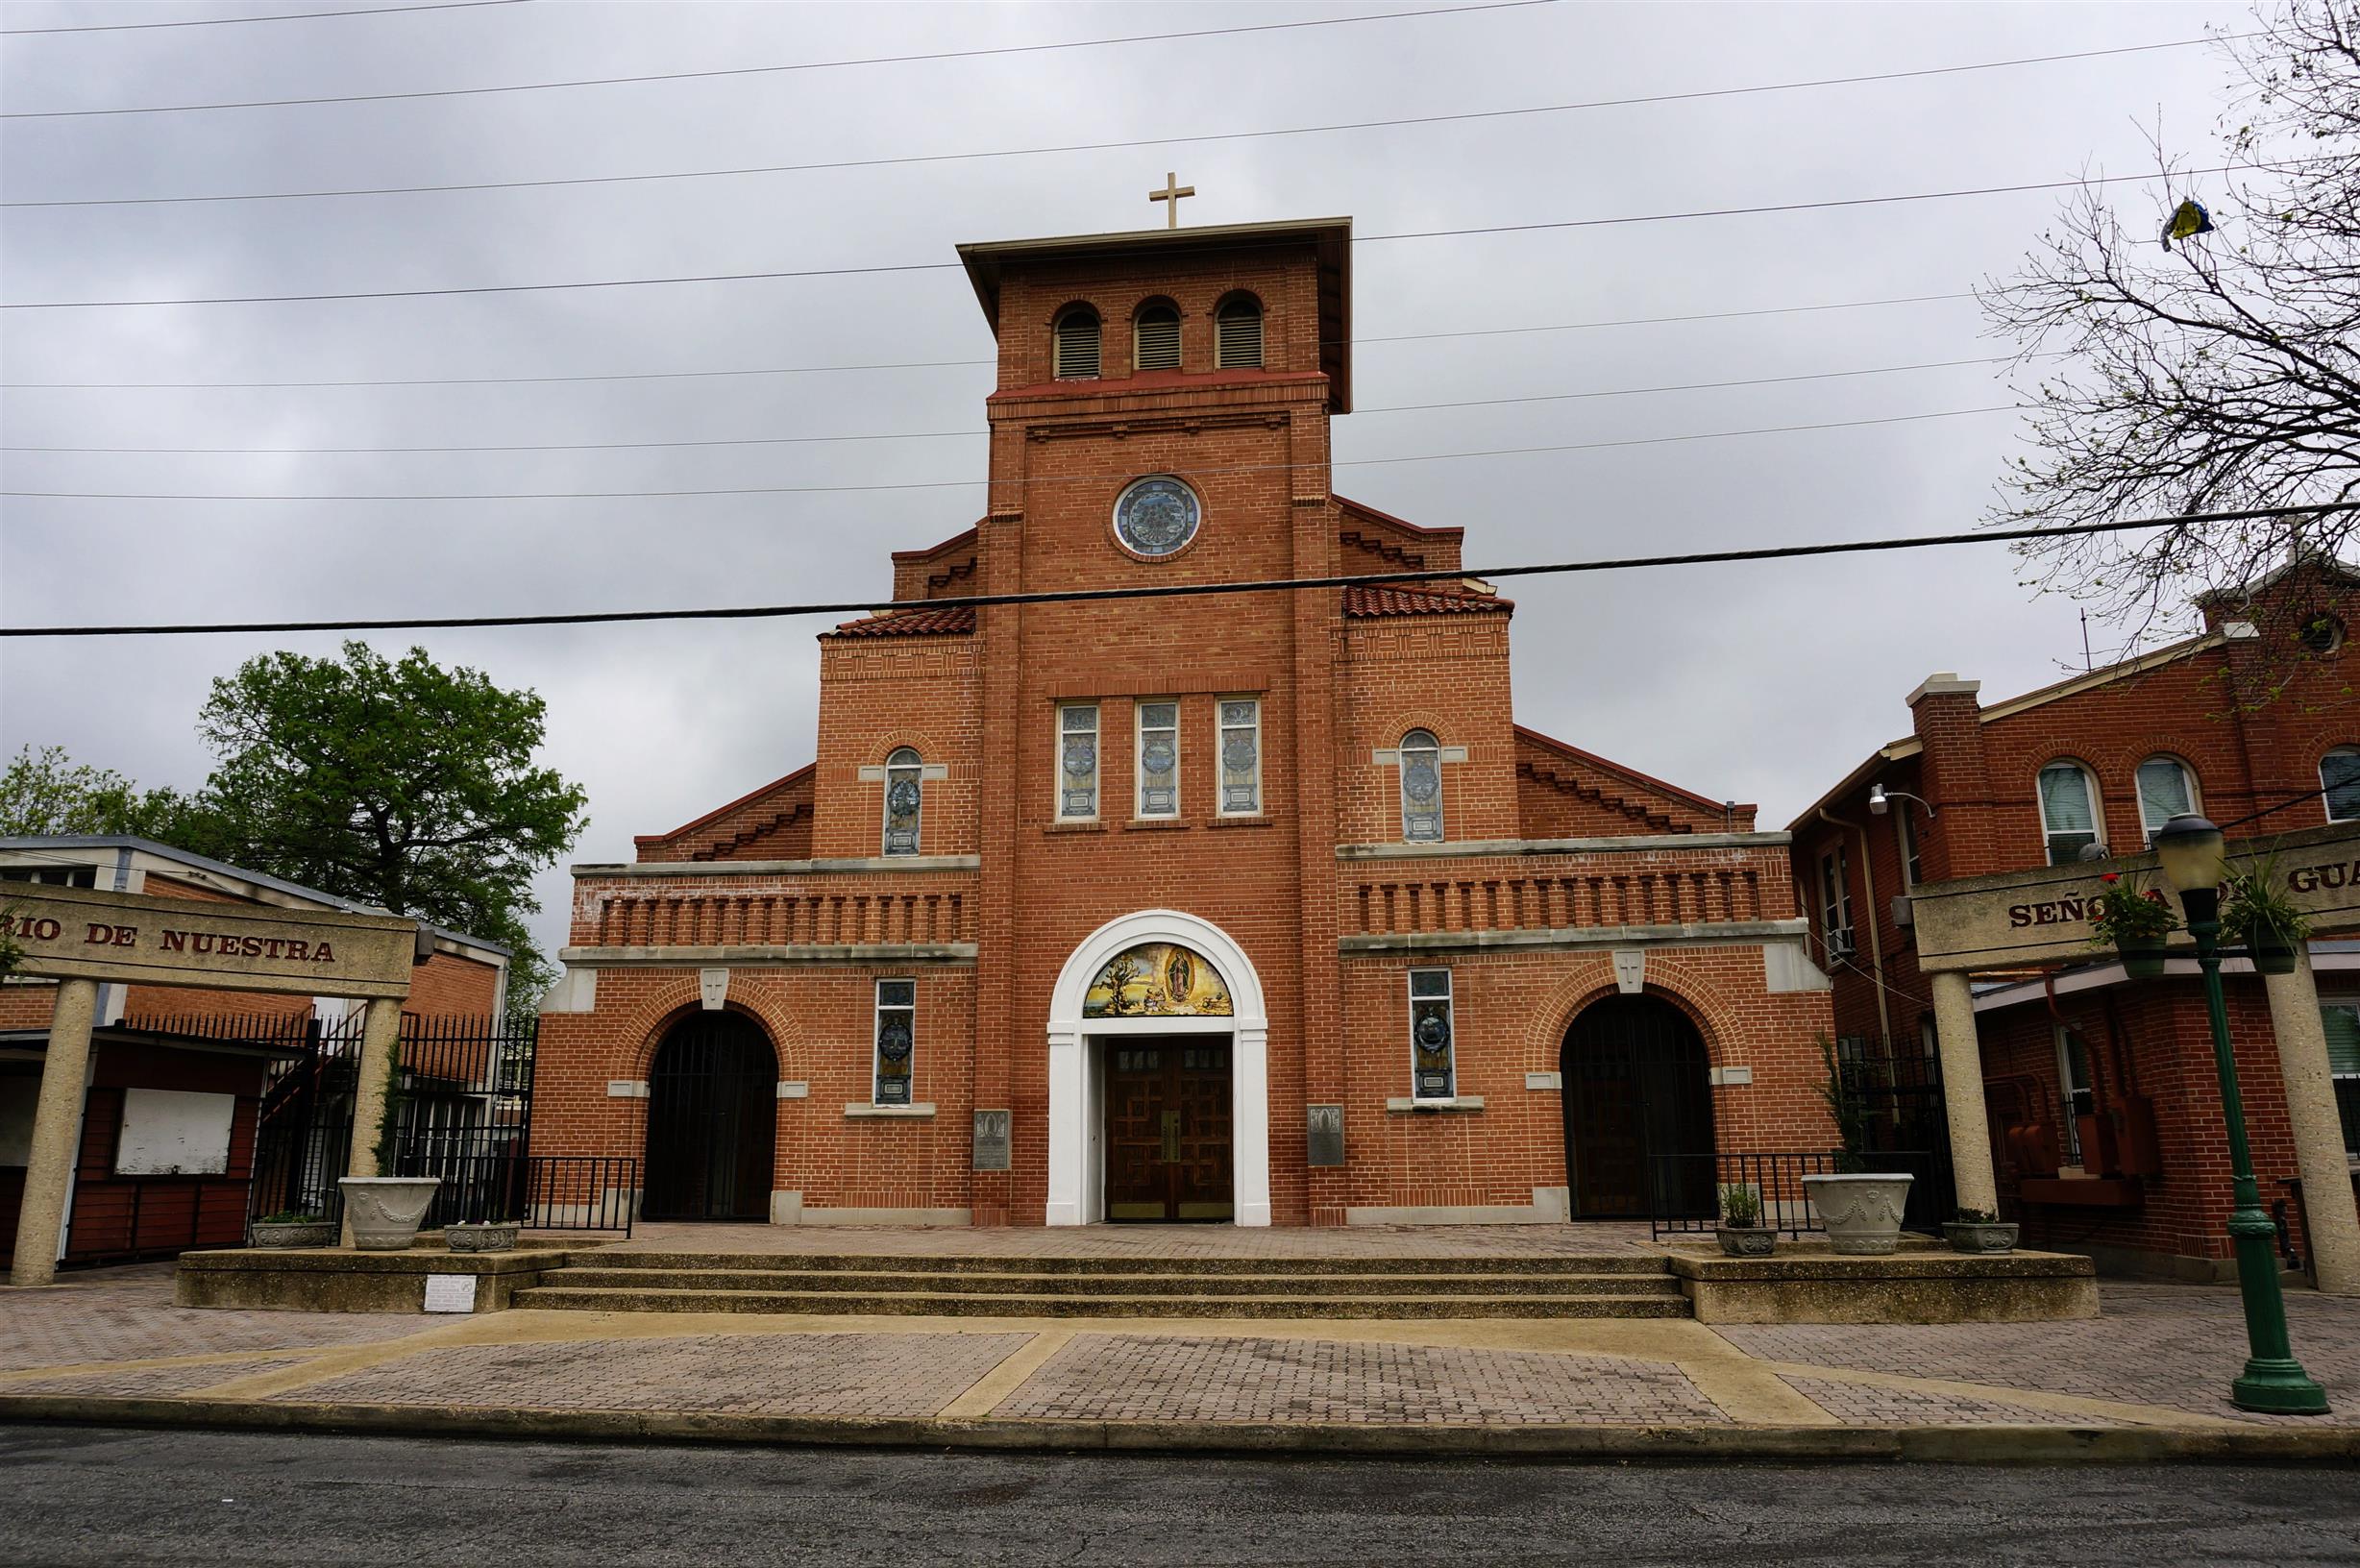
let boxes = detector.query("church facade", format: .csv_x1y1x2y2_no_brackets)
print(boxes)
533,215,1840,1227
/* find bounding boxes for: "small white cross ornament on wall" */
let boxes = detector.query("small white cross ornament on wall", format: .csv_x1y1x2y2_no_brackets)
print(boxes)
1149,172,1195,229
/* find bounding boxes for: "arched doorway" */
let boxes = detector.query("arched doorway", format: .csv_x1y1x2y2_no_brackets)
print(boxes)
642,1011,776,1222
1560,994,1715,1220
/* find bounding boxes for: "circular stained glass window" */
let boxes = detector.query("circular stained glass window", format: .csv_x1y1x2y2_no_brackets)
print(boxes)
1112,476,1201,557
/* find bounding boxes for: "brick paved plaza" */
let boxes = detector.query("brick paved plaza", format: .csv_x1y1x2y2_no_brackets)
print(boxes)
6,1245,2359,1437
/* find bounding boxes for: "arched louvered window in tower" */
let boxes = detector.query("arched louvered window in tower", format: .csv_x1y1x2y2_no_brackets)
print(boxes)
1134,305,1181,371
1053,310,1101,380
1215,298,1263,368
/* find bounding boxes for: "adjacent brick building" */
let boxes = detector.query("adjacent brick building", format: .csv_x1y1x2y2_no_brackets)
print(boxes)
0,836,511,1267
532,214,1841,1230
1790,558,2360,1279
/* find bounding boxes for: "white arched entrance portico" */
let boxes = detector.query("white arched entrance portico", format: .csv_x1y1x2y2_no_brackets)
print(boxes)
1045,909,1270,1227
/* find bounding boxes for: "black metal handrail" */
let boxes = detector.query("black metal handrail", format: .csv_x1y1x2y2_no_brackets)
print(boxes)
1647,1149,1941,1238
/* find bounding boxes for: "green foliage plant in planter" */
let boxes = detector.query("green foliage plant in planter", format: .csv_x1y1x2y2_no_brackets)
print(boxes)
2087,870,2180,978
1715,1182,1776,1258
2221,860,2309,976
250,1212,334,1249
1942,1206,2020,1255
443,1216,523,1253
1803,1035,1915,1254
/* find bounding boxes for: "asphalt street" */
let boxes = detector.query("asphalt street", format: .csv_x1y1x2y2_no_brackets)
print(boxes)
2,1424,2355,1567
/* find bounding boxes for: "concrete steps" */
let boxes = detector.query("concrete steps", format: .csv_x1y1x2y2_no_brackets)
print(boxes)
512,1251,1690,1320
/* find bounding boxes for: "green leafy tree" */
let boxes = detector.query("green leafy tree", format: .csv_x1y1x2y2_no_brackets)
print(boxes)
0,744,192,839
188,642,587,1025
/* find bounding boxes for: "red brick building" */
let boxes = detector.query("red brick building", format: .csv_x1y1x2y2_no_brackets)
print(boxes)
0,836,510,1267
1790,559,2360,1281
532,215,1841,1230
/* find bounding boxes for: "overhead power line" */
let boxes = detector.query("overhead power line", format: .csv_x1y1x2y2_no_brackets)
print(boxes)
0,405,2015,501
1,34,2239,207
0,292,1979,389
3,0,1551,118
2,355,2011,454
0,0,529,35
0,167,2238,310
6,504,2349,640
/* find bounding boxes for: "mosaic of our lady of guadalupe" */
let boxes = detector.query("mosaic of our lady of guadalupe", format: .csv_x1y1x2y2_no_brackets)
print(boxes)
1083,942,1234,1017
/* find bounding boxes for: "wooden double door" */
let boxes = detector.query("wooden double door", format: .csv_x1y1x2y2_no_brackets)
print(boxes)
1104,1038,1234,1222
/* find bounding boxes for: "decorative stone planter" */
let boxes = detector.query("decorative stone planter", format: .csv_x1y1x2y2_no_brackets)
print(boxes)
337,1176,442,1252
248,1219,334,1250
1943,1219,2020,1254
2116,936,2167,979
1715,1225,1777,1258
1802,1172,1915,1256
442,1221,521,1253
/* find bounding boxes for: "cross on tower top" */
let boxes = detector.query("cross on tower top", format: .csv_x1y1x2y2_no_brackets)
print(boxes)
1148,172,1195,229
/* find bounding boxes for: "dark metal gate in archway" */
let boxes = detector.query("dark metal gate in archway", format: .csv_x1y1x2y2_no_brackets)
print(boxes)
1561,994,1715,1219
643,1011,776,1222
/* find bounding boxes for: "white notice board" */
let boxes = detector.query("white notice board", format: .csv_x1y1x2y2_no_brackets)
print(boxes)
115,1088,236,1176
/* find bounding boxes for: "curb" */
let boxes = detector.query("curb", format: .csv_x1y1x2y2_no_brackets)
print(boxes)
3,1394,2355,1465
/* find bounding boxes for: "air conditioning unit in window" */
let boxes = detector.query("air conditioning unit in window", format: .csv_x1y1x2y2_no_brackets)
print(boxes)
1891,895,1914,929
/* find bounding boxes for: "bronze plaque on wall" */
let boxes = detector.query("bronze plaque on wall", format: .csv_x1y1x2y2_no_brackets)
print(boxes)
1306,1104,1344,1167
971,1109,1012,1172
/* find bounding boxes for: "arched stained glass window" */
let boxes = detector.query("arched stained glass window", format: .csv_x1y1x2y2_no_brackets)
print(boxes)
1400,729,1444,843
882,747,922,856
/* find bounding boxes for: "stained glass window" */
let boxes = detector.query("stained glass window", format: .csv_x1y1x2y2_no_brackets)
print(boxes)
873,979,916,1106
1137,700,1179,818
1400,729,1444,843
1218,698,1261,815
1112,476,1200,557
2037,762,2098,865
1409,968,1455,1100
882,747,922,856
1059,704,1099,820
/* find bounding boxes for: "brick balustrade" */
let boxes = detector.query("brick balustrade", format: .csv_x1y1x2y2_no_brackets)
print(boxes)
1337,838,1797,942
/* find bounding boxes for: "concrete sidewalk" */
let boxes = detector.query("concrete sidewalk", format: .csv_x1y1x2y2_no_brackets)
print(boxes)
5,1262,2358,1461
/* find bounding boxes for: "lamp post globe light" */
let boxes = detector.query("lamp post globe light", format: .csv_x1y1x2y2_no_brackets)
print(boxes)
2150,812,2329,1415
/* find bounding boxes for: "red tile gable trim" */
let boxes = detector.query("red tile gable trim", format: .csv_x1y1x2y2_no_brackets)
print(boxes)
634,762,816,847
1513,723,1747,820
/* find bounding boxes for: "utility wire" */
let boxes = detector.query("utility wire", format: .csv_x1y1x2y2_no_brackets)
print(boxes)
0,166,2243,310
0,405,2016,500
0,0,529,35
0,292,1979,389
6,504,2349,640
2,355,2012,454
1,34,2238,206
3,0,1551,118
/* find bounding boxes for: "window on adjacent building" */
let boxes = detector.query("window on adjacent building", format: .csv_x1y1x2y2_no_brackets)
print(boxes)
1136,700,1180,819
1399,729,1443,842
881,747,922,856
1214,297,1263,368
873,979,916,1106
2037,761,2101,865
1409,968,1455,1100
1058,704,1099,821
2135,756,2197,845
1818,847,1854,962
2323,998,2360,1156
1053,308,1101,379
1133,304,1181,371
0,865,98,888
1217,698,1262,816
1894,804,1924,890
2323,747,2360,823
2053,1023,2095,1165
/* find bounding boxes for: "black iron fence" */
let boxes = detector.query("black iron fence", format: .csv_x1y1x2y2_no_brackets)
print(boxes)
387,1150,638,1235
1647,1148,1942,1239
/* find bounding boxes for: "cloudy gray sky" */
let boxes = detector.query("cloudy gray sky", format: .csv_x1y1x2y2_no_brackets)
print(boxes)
2,0,2250,959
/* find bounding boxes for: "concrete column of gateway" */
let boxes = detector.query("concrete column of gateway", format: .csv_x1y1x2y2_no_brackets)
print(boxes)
2264,951,2360,1295
1929,969,2001,1215
8,978,101,1289
337,998,408,1243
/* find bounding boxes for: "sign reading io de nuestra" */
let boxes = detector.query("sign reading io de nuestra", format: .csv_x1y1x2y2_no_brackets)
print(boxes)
1909,820,2360,974
0,881,420,997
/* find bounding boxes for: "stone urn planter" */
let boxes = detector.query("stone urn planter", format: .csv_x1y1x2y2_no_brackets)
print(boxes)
1802,1172,1915,1256
337,1176,442,1251
1715,1225,1777,1258
1943,1218,2021,1255
249,1217,334,1250
442,1220,521,1254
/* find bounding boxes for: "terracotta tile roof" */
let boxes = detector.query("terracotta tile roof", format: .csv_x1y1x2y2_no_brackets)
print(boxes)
1342,582,1512,618
827,605,978,638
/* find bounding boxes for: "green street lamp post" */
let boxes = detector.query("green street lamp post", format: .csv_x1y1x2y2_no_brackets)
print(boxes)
2151,812,2330,1416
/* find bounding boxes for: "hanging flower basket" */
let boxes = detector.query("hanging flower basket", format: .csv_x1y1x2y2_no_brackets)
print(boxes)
2088,872,2179,981
2223,866,2309,978
2249,929,2299,976
2116,934,2168,979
